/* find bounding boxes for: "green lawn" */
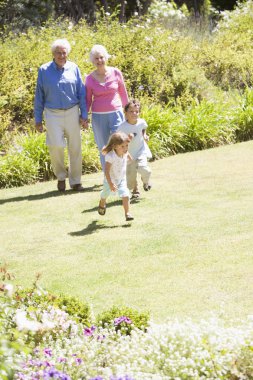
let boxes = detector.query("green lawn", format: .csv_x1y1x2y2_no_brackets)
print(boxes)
1,141,253,323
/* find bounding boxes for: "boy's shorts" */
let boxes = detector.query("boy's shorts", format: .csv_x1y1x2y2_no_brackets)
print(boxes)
101,178,130,199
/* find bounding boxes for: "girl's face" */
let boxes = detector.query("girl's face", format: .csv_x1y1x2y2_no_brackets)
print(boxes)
53,46,68,68
125,105,140,124
114,141,129,157
93,53,106,68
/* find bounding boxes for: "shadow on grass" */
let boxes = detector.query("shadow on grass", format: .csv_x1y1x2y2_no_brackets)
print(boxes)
69,220,132,236
0,184,102,205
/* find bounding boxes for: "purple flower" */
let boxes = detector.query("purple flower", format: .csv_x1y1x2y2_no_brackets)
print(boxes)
42,366,71,379
75,357,83,365
110,376,134,380
16,374,26,380
43,361,52,368
58,357,67,363
90,377,103,380
83,325,96,336
114,316,132,326
44,348,53,357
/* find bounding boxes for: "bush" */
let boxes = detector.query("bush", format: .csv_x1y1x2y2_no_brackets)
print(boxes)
14,131,54,181
81,129,101,173
0,153,38,188
233,88,253,142
96,305,150,335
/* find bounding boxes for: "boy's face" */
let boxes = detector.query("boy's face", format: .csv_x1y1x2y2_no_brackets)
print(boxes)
125,104,140,124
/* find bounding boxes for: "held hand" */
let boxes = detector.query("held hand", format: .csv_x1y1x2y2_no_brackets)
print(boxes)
80,118,89,130
35,122,43,133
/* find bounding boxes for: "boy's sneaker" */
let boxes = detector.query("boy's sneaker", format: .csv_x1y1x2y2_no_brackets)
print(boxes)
126,213,134,221
143,183,152,191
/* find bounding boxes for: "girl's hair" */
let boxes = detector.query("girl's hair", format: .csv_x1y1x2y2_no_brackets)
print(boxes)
124,99,141,112
89,44,111,63
102,132,130,155
51,39,71,54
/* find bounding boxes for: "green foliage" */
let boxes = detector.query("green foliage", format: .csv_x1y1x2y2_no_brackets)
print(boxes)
0,153,38,188
14,132,54,181
96,305,150,335
235,343,253,379
233,88,253,142
199,2,253,90
81,129,101,173
55,294,91,325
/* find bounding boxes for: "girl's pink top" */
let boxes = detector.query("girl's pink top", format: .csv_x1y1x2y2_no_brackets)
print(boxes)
85,67,128,113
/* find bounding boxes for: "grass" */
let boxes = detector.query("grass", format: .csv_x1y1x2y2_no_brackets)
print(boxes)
1,141,253,323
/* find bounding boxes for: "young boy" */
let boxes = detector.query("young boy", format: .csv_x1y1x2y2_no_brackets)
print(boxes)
118,99,152,199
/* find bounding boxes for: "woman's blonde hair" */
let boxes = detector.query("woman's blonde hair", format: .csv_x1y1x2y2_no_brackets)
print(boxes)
102,132,130,155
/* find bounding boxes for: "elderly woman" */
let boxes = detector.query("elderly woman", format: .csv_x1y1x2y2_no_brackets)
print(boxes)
34,38,88,192
85,44,129,171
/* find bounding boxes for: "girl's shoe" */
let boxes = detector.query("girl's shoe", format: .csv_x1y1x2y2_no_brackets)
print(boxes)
125,213,134,221
98,202,106,215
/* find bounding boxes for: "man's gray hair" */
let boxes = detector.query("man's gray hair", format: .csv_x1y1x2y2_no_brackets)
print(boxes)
51,39,71,54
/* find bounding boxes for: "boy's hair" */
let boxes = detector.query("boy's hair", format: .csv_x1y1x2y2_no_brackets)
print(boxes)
102,132,130,155
124,99,141,112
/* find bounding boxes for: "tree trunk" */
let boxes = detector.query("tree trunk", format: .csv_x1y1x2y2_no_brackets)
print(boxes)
119,0,126,22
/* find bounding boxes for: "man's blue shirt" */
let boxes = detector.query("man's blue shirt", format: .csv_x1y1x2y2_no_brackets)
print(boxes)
34,60,87,123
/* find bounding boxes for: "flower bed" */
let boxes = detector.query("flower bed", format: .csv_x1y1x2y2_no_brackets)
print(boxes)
1,281,253,379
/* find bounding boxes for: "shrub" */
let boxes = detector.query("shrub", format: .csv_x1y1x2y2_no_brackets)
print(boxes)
0,153,38,188
233,88,253,142
199,1,253,91
81,129,101,173
96,305,150,335
14,131,54,181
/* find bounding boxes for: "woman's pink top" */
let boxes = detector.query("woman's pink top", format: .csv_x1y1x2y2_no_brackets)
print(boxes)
85,67,128,113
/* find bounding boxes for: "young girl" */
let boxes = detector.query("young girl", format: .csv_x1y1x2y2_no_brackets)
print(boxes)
118,99,152,199
98,132,134,221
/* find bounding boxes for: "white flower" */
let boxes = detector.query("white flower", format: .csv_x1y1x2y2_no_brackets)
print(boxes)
3,283,13,297
15,310,42,331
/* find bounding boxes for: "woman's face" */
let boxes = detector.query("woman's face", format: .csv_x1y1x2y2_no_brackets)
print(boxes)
53,46,68,68
93,53,106,68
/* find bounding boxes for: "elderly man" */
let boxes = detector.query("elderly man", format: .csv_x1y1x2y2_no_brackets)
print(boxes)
34,38,88,192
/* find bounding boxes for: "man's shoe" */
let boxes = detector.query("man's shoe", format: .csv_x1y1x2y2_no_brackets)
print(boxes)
72,184,85,192
57,180,66,192
143,183,152,191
